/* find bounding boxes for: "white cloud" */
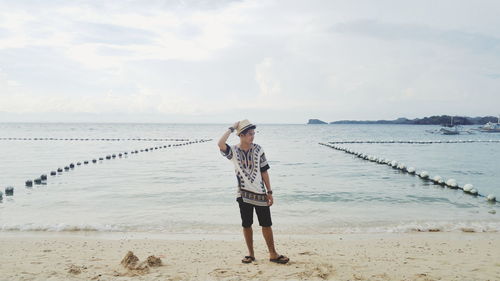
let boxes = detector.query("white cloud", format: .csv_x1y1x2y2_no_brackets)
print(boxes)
0,0,500,122
255,58,281,97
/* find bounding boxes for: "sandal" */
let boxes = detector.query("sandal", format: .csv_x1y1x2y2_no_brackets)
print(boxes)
241,256,255,263
270,255,289,264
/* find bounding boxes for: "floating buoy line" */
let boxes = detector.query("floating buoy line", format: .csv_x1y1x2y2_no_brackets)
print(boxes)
329,139,500,144
1,139,212,201
319,142,497,205
0,137,191,142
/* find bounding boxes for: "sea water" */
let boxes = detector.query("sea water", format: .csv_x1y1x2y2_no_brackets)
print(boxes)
0,123,499,234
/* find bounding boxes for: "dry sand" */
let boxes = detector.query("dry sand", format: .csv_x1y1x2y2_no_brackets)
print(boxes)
0,232,499,281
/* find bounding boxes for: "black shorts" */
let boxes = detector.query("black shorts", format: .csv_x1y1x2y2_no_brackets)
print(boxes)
237,197,272,228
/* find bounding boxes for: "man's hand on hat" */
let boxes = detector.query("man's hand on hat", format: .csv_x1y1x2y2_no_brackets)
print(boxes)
232,121,239,131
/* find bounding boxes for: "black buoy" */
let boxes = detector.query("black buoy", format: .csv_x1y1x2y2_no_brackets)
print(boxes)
92,159,97,163
64,166,70,170
69,163,75,168
41,174,47,180
99,157,104,161
34,178,42,184
106,155,111,159
5,186,14,196
118,153,122,157
0,191,2,200
57,168,63,172
124,152,128,155
84,161,89,164
50,171,57,176
112,154,116,158
145,149,149,152
77,162,81,165
26,180,33,187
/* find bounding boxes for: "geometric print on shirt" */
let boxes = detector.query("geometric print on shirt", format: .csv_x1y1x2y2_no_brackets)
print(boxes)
235,144,261,183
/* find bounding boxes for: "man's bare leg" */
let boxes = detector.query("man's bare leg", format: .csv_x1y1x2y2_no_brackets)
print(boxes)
243,226,254,259
262,226,289,262
262,226,278,258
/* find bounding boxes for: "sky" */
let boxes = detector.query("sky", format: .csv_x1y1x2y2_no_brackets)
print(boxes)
0,0,499,124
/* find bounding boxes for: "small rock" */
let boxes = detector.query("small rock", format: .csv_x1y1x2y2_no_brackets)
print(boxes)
121,251,139,269
146,255,162,267
67,264,84,275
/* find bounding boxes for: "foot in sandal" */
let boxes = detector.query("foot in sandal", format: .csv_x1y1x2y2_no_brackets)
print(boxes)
269,254,289,264
241,256,255,263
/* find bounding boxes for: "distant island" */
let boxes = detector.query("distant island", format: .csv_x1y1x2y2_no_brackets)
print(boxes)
307,119,328,124
307,115,499,125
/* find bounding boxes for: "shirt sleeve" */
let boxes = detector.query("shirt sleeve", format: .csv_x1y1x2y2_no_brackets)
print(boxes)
259,150,270,172
220,143,233,160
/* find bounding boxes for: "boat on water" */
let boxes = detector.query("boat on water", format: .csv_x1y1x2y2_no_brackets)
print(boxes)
479,115,500,133
426,116,474,135
439,116,461,135
440,125,460,135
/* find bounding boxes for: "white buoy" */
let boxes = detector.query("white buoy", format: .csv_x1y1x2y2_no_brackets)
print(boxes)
407,167,416,174
432,175,442,184
419,171,429,179
446,179,458,188
469,188,478,195
390,160,398,167
486,194,496,202
463,184,473,193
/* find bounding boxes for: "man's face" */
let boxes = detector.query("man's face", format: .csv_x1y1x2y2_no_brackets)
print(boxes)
240,129,255,144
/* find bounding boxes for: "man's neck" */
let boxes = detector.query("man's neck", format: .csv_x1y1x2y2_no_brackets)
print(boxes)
239,142,251,151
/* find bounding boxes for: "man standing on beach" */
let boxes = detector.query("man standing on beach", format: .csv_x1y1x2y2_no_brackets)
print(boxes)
218,120,289,264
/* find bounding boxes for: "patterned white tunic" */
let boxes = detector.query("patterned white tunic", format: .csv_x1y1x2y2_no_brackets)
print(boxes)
221,143,270,206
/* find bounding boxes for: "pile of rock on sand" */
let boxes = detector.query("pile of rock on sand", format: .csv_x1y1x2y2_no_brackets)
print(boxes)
66,251,163,278
118,251,163,276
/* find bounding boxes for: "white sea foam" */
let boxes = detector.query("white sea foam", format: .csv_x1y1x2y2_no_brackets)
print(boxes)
0,223,124,232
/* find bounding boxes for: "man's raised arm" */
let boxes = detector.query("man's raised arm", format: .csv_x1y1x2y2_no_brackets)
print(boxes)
218,121,239,151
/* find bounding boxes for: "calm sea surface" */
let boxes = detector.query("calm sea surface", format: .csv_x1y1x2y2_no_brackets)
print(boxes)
0,123,499,234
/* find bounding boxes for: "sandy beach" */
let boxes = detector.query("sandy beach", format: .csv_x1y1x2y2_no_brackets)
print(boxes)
0,232,499,281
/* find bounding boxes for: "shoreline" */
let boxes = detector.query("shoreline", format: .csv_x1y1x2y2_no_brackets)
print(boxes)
1,232,499,280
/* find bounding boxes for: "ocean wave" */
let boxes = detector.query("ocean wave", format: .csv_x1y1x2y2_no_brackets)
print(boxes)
1,221,500,234
0,223,125,232
319,221,500,234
